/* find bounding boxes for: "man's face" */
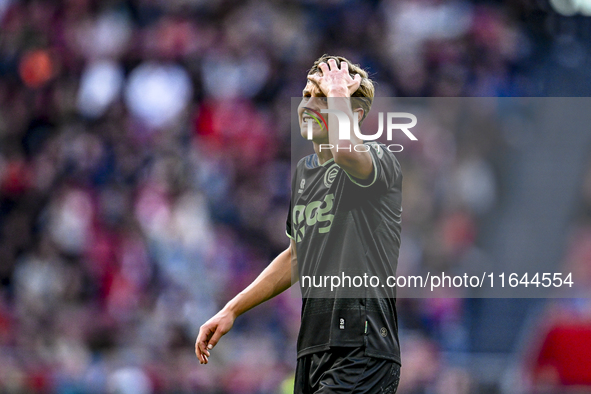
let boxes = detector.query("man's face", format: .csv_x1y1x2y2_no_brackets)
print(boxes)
297,75,329,142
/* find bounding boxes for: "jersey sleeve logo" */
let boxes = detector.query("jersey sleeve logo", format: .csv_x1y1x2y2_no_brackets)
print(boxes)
370,142,384,159
298,179,305,193
324,164,340,188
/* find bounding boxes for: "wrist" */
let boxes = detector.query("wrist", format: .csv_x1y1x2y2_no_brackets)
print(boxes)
222,301,240,319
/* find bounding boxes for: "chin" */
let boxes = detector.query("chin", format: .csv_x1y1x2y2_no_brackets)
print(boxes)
299,125,326,141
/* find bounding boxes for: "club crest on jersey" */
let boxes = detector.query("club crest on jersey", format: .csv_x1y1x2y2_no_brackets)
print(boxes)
324,164,339,188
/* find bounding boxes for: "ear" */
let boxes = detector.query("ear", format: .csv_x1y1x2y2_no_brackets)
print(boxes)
353,108,365,122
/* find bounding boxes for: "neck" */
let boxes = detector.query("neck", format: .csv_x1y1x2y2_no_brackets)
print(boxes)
313,141,334,164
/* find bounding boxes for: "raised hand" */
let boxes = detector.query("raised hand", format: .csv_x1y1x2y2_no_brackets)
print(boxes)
307,58,362,98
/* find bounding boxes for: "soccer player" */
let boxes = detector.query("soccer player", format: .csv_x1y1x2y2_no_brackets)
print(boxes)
196,55,403,393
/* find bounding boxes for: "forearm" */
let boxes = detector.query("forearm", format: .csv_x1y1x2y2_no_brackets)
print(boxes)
327,94,363,153
326,94,372,179
223,245,294,318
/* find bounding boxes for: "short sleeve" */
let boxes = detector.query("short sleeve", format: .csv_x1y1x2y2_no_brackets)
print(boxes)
286,199,295,240
343,142,402,190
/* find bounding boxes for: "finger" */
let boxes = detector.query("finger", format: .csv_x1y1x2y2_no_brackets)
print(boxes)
195,338,209,364
197,326,214,357
199,338,211,358
354,73,362,83
318,62,329,75
207,327,225,350
197,333,210,357
341,61,349,74
195,339,201,357
327,58,338,71
196,345,206,364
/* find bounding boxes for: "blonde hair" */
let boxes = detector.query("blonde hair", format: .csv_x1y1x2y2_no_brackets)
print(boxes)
308,54,375,122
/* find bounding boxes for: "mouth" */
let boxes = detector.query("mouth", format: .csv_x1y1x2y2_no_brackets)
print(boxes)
300,107,327,130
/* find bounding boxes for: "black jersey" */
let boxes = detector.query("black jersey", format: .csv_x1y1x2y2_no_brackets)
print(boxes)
286,142,403,363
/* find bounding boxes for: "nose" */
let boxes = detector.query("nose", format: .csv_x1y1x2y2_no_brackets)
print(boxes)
301,98,326,112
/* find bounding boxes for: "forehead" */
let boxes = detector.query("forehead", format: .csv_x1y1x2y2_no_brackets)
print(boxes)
302,77,322,95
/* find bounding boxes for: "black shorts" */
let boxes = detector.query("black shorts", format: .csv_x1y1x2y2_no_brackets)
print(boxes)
294,347,400,393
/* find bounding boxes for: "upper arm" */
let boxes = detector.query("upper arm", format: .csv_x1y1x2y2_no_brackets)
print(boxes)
290,239,298,283
290,239,297,258
286,186,298,282
286,199,295,240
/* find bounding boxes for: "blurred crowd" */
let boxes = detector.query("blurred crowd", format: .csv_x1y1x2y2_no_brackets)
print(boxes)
520,160,591,394
0,0,589,393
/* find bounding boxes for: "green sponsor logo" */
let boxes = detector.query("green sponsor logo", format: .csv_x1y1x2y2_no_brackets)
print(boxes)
293,193,335,242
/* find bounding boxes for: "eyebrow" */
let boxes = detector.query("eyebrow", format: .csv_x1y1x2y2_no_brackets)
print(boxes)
303,78,323,94
302,86,327,98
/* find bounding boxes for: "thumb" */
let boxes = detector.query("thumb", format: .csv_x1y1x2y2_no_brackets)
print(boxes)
207,326,226,350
